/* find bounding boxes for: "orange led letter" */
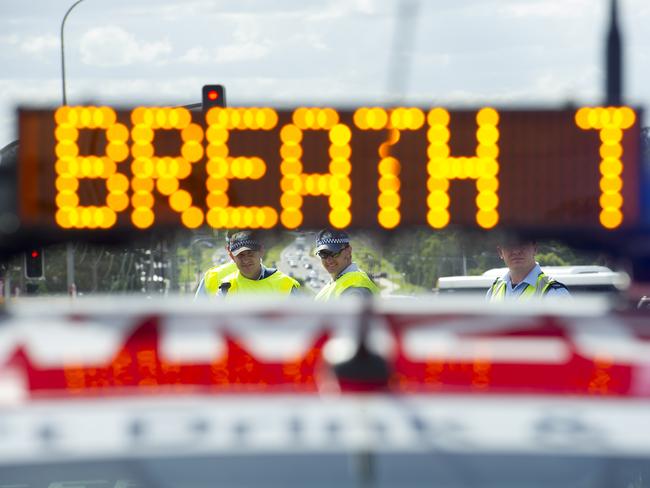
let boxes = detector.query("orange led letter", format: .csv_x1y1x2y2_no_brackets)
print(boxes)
280,108,352,229
204,107,279,229
130,107,205,229
54,106,129,229
575,106,636,229
426,108,500,229
353,107,425,229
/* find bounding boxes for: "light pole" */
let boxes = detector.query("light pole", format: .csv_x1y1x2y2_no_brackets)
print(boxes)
60,0,85,295
60,0,85,105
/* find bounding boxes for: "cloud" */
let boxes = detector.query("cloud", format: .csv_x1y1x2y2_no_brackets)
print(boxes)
419,66,600,107
0,79,61,105
0,35,19,47
20,35,59,55
179,16,273,64
499,0,591,19
215,42,270,63
0,34,57,58
286,33,328,51
215,16,271,62
179,46,210,64
79,26,172,67
306,0,377,21
127,1,351,21
0,78,62,146
178,42,270,64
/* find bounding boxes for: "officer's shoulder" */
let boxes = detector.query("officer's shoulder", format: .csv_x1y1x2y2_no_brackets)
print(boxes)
262,268,294,280
263,267,278,278
547,279,569,290
277,269,300,285
341,286,373,297
206,262,235,274
203,266,219,276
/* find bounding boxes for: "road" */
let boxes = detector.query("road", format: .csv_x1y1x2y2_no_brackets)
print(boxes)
377,276,401,296
277,233,329,294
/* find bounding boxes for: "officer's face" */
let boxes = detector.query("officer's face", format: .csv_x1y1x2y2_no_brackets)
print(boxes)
231,249,263,280
318,245,352,278
497,241,537,273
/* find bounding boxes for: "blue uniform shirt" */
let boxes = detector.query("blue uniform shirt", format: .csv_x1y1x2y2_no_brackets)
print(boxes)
486,263,571,299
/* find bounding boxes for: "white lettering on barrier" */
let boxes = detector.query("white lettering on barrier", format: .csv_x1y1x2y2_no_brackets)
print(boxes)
0,309,648,369
0,396,649,464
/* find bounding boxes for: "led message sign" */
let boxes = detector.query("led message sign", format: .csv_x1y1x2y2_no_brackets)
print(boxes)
17,106,641,232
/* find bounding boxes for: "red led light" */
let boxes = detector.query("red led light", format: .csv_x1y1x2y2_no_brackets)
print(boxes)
31,250,39,258
207,90,218,101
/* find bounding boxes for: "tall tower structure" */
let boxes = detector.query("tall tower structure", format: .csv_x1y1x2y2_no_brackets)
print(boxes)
605,0,622,105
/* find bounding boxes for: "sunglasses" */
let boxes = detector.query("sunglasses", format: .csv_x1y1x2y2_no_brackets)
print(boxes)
317,246,347,259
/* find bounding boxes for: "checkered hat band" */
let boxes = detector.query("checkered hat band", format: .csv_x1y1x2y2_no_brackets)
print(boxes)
230,239,259,251
319,237,349,245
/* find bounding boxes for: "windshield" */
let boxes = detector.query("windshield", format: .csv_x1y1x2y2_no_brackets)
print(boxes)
1,1,650,487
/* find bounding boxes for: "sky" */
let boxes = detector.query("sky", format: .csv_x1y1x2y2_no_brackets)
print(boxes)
1,0,649,148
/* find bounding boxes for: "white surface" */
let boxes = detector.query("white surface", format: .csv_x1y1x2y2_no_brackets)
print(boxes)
0,394,649,464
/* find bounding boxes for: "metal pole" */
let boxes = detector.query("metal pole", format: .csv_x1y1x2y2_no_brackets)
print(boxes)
60,0,85,106
4,274,10,300
605,0,623,105
61,0,85,296
386,0,419,103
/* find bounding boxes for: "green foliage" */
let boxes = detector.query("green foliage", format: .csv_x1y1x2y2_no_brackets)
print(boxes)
536,241,608,267
534,252,567,267
374,229,498,290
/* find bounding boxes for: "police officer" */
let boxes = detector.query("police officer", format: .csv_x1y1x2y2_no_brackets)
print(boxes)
194,260,238,298
194,235,238,299
314,229,378,301
217,230,300,296
486,238,570,301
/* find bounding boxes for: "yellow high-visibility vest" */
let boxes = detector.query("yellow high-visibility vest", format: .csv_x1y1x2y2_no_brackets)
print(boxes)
487,272,559,301
203,262,238,295
315,270,379,301
222,269,299,295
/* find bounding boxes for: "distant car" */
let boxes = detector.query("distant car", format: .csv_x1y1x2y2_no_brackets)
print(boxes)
308,270,317,278
304,263,312,269
289,260,297,268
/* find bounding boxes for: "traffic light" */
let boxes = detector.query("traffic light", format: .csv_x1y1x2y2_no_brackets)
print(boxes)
24,248,44,279
202,84,226,112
